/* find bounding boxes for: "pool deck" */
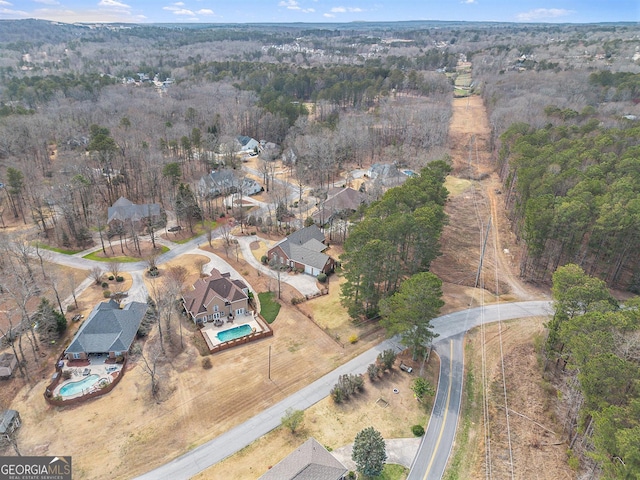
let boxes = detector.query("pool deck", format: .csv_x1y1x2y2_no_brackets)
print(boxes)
54,355,123,400
200,312,262,350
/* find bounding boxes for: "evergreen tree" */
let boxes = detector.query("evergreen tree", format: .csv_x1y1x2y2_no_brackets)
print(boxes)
352,427,387,477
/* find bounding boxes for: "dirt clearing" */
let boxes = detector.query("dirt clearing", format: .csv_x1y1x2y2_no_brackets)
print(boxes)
450,317,572,480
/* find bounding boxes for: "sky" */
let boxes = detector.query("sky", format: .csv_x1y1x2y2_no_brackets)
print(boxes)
0,0,638,25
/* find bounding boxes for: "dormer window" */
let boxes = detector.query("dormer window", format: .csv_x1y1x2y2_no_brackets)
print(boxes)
214,305,219,312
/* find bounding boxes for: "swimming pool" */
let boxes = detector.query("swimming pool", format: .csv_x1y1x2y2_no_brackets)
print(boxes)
217,324,253,342
59,374,100,397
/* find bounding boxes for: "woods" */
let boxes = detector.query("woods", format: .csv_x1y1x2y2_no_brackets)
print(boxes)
340,160,449,319
546,265,640,479
498,120,640,290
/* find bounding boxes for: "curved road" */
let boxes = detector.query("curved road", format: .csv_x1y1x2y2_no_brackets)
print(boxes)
135,300,552,480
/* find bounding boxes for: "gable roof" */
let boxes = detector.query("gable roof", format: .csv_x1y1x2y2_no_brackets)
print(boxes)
0,352,16,369
107,197,161,224
313,187,365,223
65,300,147,354
0,410,19,435
259,437,347,480
270,226,332,271
182,269,249,317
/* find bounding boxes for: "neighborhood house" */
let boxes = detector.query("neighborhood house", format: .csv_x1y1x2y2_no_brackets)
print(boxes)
199,169,262,198
183,268,250,325
0,410,21,441
258,437,347,480
267,225,336,277
107,196,162,231
0,352,17,378
64,300,148,360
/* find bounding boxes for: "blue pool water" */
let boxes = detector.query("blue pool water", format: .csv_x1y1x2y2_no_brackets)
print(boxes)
59,374,100,397
217,324,253,342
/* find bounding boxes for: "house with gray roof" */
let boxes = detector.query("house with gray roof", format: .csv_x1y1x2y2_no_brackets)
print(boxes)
0,352,17,378
267,225,335,277
64,300,148,361
107,197,162,231
237,135,261,154
259,437,347,480
312,187,366,226
0,410,21,441
365,163,408,187
198,169,262,198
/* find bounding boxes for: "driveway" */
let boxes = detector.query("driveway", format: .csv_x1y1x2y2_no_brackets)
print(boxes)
235,234,321,297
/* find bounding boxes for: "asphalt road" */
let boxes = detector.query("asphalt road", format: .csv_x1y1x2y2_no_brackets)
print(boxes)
134,300,552,480
408,300,553,480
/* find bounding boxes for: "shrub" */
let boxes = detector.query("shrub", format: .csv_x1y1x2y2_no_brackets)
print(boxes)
101,282,109,288
411,377,435,402
412,425,425,437
367,363,380,381
116,276,124,282
291,297,305,305
261,255,268,264
377,349,397,372
202,357,213,370
330,386,344,403
115,355,124,363
103,290,111,298
349,334,358,344
62,370,72,380
317,273,327,283
108,275,114,280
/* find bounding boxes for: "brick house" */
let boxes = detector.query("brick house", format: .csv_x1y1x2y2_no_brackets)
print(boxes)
182,269,250,325
267,225,335,277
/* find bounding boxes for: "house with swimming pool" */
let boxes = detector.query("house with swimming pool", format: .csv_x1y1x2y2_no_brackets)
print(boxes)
182,268,250,326
64,299,148,361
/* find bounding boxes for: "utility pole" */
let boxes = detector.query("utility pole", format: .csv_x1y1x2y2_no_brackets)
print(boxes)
268,345,271,380
475,216,492,289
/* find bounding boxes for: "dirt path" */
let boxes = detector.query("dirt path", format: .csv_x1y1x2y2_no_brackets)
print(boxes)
432,95,543,303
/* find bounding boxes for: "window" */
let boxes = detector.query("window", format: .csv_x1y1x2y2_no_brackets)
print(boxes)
72,353,81,360
213,313,221,320
214,305,219,312
236,308,244,316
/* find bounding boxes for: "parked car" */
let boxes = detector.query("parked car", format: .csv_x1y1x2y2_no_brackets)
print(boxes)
399,362,413,373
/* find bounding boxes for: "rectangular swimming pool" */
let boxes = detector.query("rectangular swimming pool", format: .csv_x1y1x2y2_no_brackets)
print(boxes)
216,324,253,342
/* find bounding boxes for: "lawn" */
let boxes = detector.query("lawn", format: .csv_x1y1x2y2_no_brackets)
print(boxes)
171,220,218,244
83,245,169,262
258,291,281,323
33,242,83,255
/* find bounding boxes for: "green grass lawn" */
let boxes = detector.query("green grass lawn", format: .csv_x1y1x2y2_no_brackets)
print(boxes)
258,291,281,324
172,220,218,244
359,464,408,480
83,245,169,262
33,242,83,255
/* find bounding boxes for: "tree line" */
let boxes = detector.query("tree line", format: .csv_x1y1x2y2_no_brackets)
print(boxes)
498,119,640,291
546,264,640,479
340,159,450,321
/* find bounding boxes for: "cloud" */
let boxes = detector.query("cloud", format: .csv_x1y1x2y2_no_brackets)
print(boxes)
34,0,61,5
278,0,314,13
0,0,12,5
323,13,335,18
460,0,476,4
516,8,573,21
98,0,130,8
330,6,364,13
197,9,214,15
173,1,184,5
278,0,300,9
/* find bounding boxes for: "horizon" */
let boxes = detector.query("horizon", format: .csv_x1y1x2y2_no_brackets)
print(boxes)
0,1,638,25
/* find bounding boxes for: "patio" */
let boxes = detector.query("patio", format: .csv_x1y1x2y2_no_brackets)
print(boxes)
53,355,123,400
